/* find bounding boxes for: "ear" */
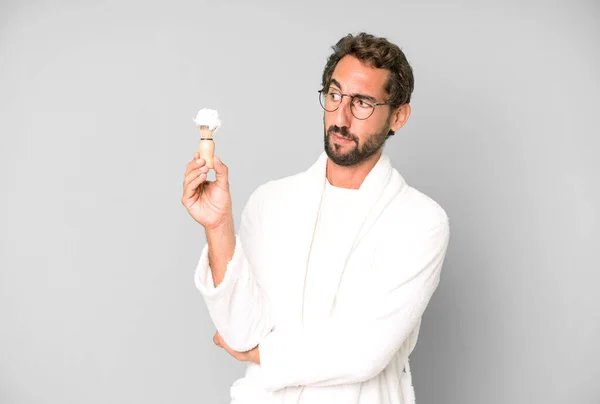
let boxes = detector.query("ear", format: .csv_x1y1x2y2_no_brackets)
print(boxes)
389,104,411,132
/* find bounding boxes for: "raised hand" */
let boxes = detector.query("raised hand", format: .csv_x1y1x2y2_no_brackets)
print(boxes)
182,152,232,230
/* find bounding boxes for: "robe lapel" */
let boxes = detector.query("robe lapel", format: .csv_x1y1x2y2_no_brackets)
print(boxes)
281,152,407,327
304,152,409,325
315,153,396,321
279,152,328,326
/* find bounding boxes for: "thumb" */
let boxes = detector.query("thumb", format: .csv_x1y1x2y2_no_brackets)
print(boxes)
213,156,229,186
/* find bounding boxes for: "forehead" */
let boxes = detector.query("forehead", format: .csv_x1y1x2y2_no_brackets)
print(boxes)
330,55,389,97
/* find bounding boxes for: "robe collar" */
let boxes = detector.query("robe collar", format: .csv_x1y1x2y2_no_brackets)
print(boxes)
287,151,408,324
305,151,396,197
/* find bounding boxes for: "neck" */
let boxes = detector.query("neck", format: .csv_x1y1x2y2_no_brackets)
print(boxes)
326,150,382,189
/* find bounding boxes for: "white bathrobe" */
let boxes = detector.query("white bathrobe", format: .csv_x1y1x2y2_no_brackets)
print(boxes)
195,151,450,404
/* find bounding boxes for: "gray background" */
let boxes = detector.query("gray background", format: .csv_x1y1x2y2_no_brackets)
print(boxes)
1,0,598,403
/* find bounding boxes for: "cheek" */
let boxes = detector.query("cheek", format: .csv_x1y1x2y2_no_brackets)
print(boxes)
323,112,333,129
352,122,373,140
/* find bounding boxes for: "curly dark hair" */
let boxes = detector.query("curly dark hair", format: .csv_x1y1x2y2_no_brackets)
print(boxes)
321,33,414,136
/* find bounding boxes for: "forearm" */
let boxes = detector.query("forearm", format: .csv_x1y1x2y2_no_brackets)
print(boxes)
196,212,274,352
205,216,236,288
196,234,274,351
258,307,420,390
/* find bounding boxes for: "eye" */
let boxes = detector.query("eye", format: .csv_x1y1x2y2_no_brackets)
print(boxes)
328,91,341,101
355,99,373,109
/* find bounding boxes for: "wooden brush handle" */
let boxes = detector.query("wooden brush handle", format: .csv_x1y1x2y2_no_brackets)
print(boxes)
199,139,215,169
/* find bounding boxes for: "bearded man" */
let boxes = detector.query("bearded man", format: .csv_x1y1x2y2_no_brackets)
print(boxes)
182,32,450,404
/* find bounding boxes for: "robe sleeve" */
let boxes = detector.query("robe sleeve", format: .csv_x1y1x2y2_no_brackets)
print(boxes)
258,217,450,391
194,185,274,352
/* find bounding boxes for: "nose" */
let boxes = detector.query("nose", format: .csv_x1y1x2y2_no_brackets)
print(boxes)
332,96,353,128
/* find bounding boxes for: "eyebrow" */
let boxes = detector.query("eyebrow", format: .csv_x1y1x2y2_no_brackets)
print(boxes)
330,78,378,103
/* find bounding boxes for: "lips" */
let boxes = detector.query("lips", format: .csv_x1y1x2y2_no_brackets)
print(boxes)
332,132,353,143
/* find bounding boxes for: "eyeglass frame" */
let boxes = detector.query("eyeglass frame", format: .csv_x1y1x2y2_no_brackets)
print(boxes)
317,88,394,120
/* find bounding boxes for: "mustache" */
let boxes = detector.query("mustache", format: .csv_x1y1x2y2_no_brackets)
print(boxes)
327,125,358,142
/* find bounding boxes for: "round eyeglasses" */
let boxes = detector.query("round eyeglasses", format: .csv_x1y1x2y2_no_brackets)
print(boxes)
318,89,392,120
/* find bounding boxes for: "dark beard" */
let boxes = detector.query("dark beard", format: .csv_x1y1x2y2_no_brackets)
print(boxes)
323,123,390,167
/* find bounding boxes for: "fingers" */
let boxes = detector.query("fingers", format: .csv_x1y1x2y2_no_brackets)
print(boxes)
183,153,207,189
213,332,222,348
185,155,207,176
182,164,210,200
212,331,251,362
213,156,229,187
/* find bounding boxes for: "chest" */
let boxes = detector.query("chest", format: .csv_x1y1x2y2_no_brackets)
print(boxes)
252,212,385,327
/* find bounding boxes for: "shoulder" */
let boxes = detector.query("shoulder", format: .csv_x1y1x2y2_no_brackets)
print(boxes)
247,168,309,205
375,184,450,275
403,185,448,226
240,169,308,222
383,180,450,239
